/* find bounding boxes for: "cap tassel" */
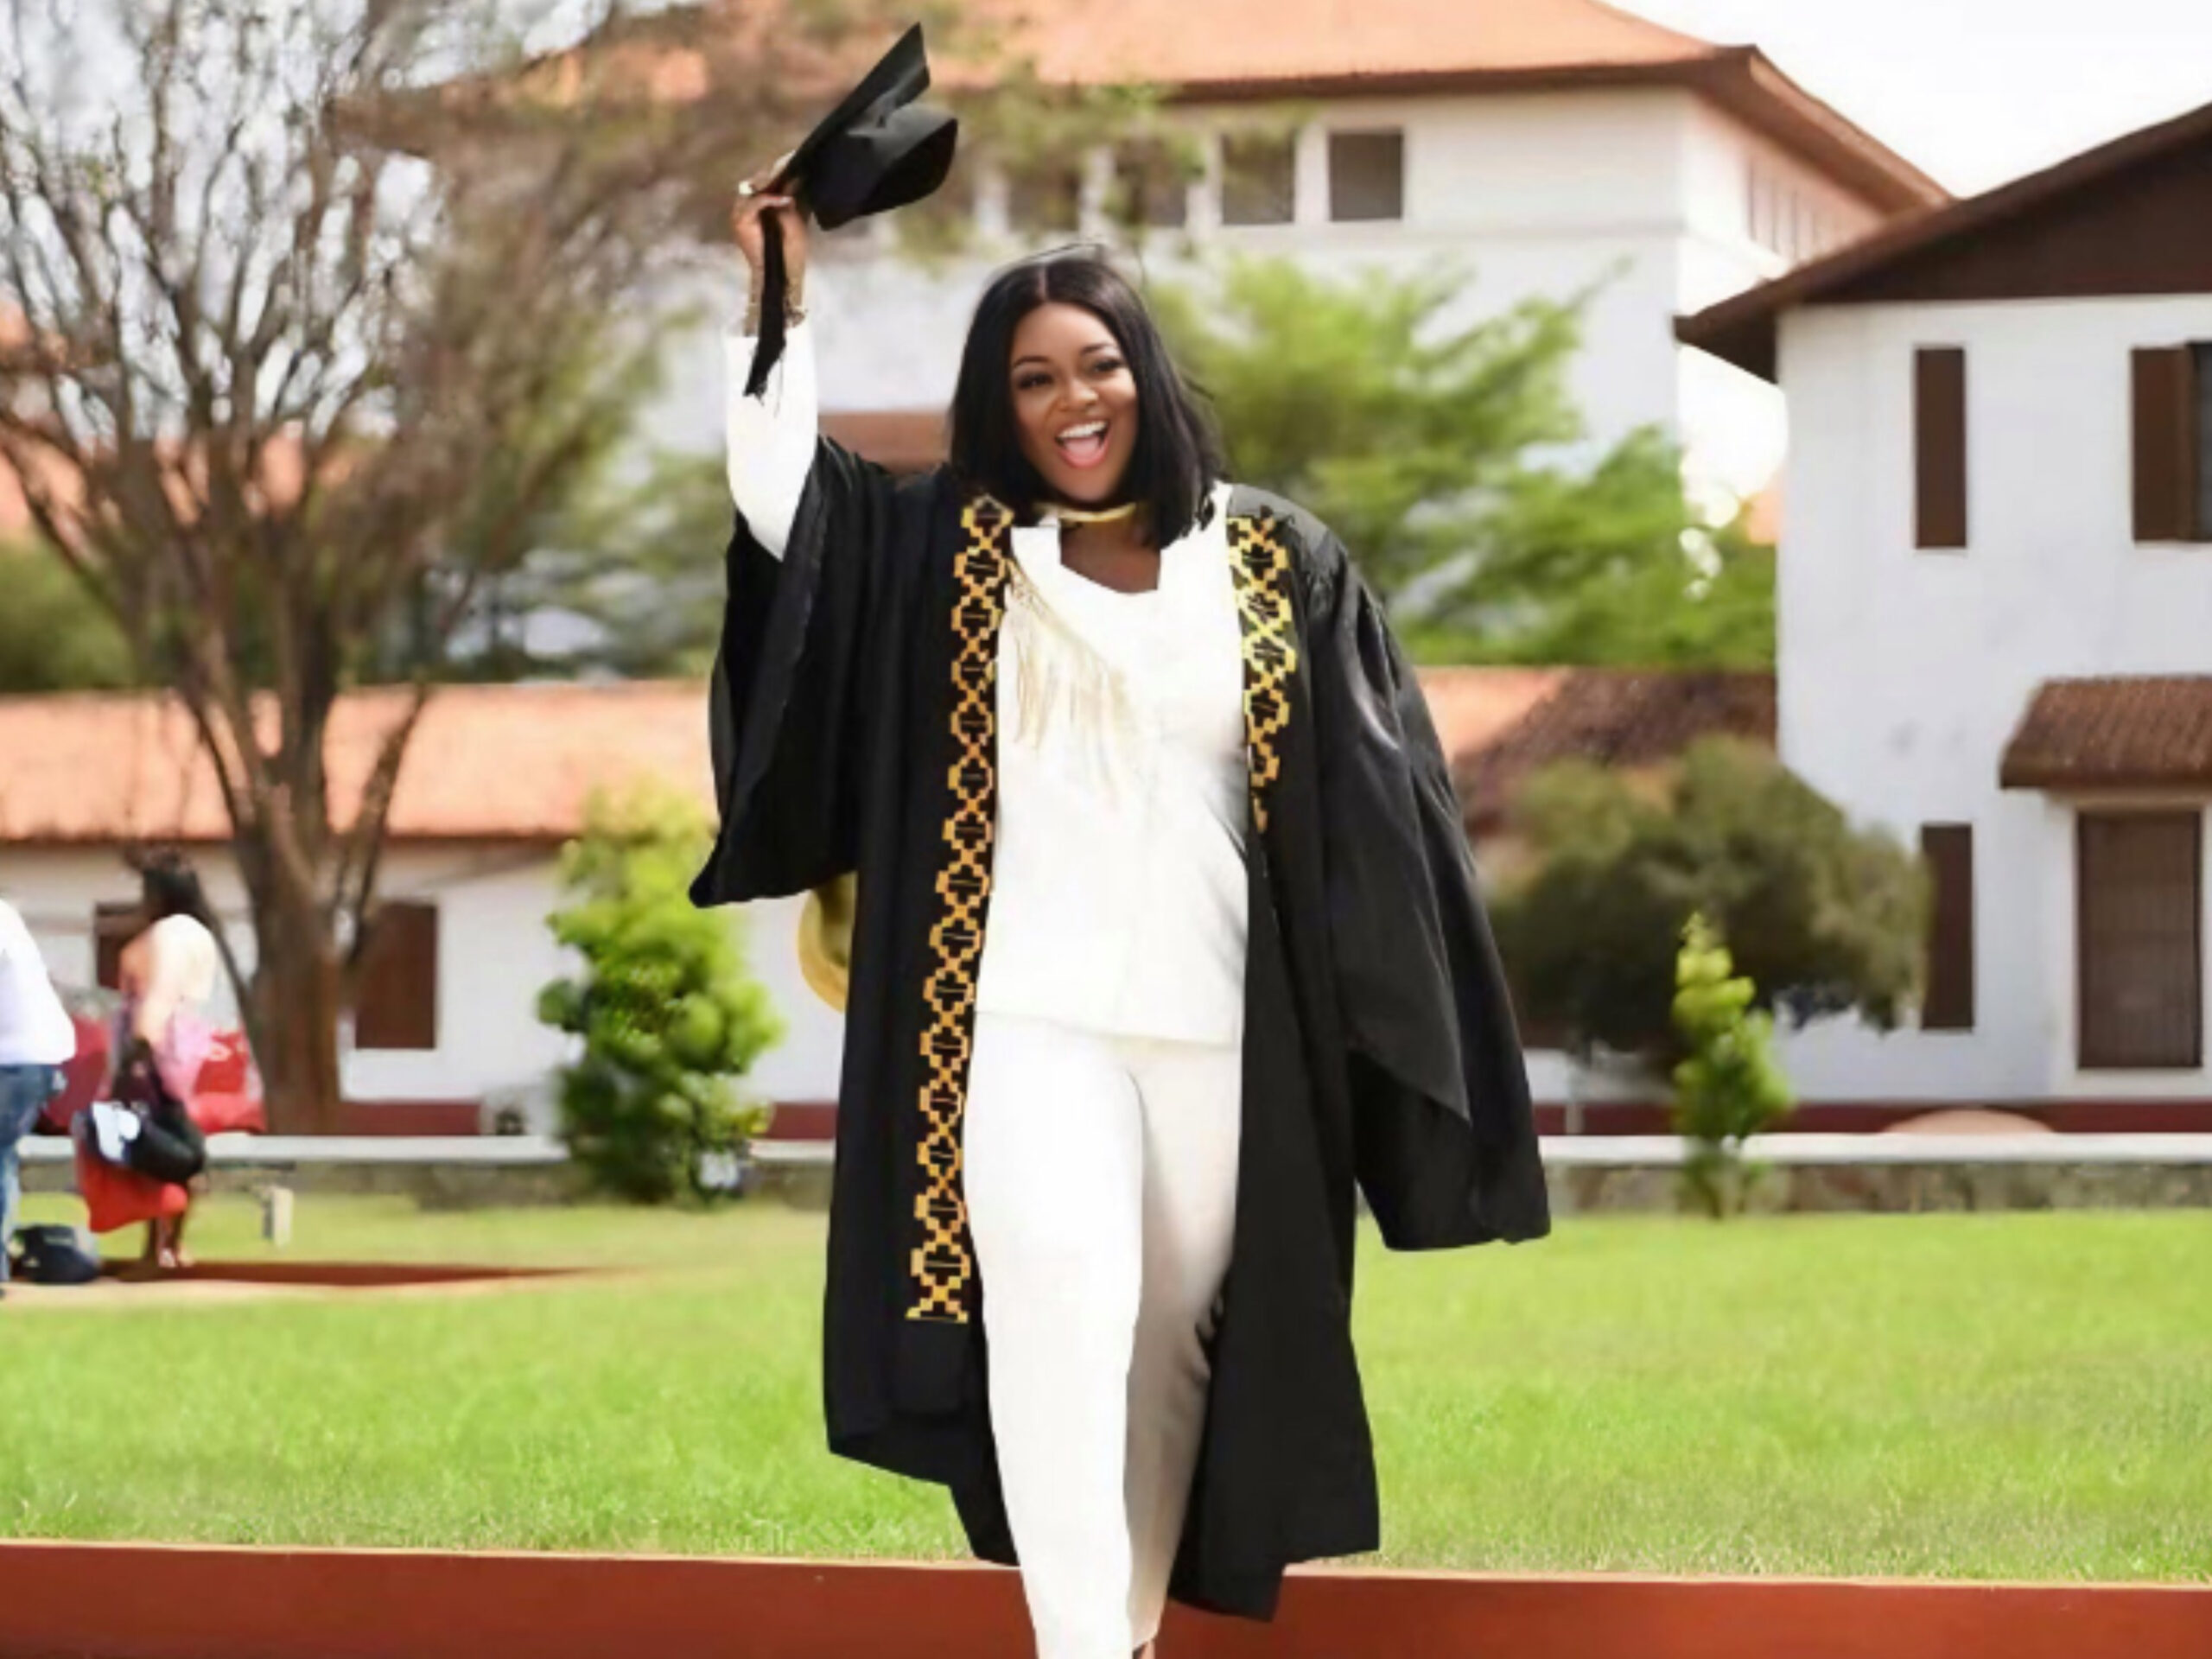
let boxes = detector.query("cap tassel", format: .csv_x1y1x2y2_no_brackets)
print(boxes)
747,212,790,400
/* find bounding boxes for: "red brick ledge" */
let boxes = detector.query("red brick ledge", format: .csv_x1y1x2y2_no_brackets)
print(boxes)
0,1542,2205,1659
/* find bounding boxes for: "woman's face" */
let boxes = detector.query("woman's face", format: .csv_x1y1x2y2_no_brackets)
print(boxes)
1007,302,1140,506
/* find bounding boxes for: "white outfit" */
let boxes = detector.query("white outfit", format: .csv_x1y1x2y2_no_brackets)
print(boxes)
0,899,75,1067
142,913,219,1007
728,323,1247,1656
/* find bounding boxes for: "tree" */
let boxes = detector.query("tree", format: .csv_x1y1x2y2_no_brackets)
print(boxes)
0,0,912,1128
537,779,781,1205
1154,256,1773,668
1489,739,1926,1064
0,537,138,692
1671,912,1794,1219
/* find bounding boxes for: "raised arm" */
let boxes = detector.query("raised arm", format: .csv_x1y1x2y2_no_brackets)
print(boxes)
727,156,815,556
726,316,820,557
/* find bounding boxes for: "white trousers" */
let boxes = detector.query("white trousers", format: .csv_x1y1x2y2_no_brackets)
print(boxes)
964,1009,1244,1659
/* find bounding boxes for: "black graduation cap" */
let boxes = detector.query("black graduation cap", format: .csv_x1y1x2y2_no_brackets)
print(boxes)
746,22,958,397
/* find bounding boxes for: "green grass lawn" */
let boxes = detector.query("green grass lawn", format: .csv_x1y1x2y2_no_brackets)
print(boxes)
4,1192,2209,1580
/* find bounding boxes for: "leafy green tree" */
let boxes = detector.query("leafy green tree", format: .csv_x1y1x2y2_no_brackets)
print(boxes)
1154,257,1772,668
537,780,784,1204
1490,739,1925,1063
1671,912,1795,1219
0,542,139,693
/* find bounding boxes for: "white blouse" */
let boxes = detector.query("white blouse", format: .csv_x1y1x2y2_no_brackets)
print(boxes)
727,321,1251,1046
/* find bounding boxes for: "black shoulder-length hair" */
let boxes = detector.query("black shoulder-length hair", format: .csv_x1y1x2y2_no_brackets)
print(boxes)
129,846,211,928
948,247,1224,546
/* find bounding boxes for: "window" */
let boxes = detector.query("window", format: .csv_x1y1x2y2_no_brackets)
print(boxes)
1328,130,1402,222
2200,343,2212,537
2076,812,2202,1070
1110,141,1188,230
1006,157,1083,236
2131,343,2212,542
1920,825,1975,1031
1220,131,1294,226
1914,346,1968,550
353,899,439,1052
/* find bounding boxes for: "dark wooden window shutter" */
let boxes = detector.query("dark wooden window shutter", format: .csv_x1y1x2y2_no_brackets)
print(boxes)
353,900,439,1052
93,902,141,992
1914,346,1967,549
1328,130,1404,222
2194,343,2212,538
2131,346,2199,542
2077,812,2202,1070
1920,824,1976,1031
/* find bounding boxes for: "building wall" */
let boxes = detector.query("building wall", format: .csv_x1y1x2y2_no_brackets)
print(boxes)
0,843,846,1122
645,86,1888,505
1773,292,2212,1102
1672,100,1889,511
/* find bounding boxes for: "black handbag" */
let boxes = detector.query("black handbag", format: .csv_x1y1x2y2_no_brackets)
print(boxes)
103,1041,207,1185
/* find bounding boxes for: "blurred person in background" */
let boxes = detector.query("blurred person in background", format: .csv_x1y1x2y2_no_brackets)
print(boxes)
0,893,75,1301
113,850,224,1273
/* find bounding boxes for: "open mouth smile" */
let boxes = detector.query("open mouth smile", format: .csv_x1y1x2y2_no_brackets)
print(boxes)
1054,418,1110,469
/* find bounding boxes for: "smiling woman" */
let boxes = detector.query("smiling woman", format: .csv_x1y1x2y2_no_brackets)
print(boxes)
710,168,1545,1659
945,254,1225,587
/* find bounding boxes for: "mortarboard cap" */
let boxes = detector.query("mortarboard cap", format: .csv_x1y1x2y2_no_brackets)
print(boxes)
747,23,958,397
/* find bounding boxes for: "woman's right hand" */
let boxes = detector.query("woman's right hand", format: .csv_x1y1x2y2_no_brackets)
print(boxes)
732,153,808,299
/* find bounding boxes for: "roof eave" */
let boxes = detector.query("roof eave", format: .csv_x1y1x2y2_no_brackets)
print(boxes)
1678,92,2212,386
1155,48,1943,219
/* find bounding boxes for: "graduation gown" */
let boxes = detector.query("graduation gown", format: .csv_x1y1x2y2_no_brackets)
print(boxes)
689,437,1550,1621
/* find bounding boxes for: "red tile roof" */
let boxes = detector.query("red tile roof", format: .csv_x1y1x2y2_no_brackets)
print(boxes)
0,667,1776,847
823,410,948,474
1999,677,2212,791
976,0,1715,91
0,682,712,846
524,1,1942,214
1451,667,1777,831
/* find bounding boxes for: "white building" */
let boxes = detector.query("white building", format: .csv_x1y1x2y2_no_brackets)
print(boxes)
0,682,842,1135
1679,96,2212,1129
629,0,1940,505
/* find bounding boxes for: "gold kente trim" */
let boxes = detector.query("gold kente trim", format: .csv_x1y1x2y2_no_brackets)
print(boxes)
1228,511,1298,833
906,494,1012,1325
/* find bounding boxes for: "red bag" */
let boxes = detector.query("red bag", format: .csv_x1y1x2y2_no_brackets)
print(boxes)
63,1026,264,1233
75,1137,192,1235
188,1031,265,1135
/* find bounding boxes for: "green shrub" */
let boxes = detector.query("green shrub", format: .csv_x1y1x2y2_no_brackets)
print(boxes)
537,779,784,1203
1491,737,1926,1063
1671,912,1795,1219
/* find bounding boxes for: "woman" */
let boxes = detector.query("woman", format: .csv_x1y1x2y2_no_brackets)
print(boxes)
113,852,222,1272
706,167,1548,1659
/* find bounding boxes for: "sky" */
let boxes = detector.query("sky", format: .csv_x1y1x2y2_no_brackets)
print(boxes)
1618,0,2212,195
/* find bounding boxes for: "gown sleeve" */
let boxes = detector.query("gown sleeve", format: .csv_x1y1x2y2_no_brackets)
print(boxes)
688,322,910,909
1309,538,1552,1248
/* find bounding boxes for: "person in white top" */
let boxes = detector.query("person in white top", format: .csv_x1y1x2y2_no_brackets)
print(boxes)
0,895,77,1295
714,162,1544,1659
113,852,224,1273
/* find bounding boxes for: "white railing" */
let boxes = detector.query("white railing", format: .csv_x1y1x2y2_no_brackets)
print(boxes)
18,1131,2212,1170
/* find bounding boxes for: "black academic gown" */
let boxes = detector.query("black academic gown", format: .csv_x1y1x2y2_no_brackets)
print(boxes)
689,437,1550,1622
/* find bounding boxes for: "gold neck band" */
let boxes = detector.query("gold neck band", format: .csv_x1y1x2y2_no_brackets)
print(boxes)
1043,499,1141,526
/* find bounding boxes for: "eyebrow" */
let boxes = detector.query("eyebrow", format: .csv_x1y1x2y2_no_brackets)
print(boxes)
1010,342,1119,370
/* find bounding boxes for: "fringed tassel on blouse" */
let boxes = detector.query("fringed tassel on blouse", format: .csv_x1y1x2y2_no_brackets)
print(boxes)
1003,557,1139,795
